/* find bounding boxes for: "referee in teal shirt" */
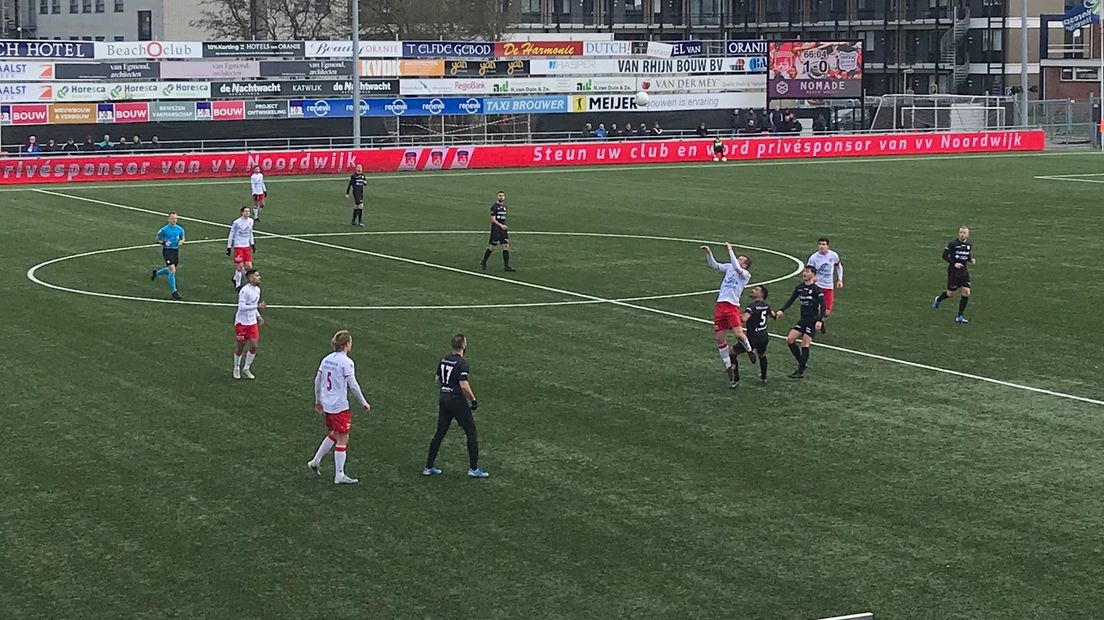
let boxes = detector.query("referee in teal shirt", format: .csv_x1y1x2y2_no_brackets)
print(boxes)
151,212,185,300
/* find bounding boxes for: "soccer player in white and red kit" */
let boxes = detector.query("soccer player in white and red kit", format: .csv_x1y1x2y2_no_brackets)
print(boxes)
308,330,372,485
702,241,756,388
250,166,267,221
806,237,844,333
227,206,255,289
233,269,264,380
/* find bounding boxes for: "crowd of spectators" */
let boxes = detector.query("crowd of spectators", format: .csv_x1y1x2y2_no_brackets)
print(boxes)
576,108,834,142
580,121,665,140
16,133,163,156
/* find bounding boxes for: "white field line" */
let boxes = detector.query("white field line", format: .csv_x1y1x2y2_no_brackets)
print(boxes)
26,232,801,310
0,149,1091,193
1035,174,1104,184
30,188,1104,408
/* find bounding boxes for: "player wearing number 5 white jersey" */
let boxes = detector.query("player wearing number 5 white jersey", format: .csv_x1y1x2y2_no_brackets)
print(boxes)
308,330,372,485
806,237,843,334
250,166,267,221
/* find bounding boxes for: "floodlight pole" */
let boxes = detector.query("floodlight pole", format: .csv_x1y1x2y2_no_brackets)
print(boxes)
352,0,361,148
1020,0,1028,126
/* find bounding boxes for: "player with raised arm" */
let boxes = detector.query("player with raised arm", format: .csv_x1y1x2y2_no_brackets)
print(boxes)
933,226,975,324
807,237,843,333
480,191,515,272
150,212,184,300
250,166,267,221
308,330,372,485
741,285,774,382
424,334,488,478
702,241,756,389
775,265,826,380
226,206,256,290
232,269,264,380
345,164,367,227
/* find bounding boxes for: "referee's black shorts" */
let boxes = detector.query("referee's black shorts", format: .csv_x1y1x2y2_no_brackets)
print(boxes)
438,396,476,433
162,248,180,266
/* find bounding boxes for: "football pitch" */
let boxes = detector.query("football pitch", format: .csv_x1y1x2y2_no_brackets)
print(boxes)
3,151,1104,619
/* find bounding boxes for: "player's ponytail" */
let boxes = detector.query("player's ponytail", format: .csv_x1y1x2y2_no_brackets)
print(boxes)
332,330,352,351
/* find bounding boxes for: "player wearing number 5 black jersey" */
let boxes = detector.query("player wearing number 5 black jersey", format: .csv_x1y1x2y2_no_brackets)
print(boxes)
424,334,488,478
308,330,372,485
933,226,975,324
741,286,774,382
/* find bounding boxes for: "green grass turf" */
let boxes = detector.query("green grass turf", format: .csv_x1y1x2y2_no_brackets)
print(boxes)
2,151,1104,619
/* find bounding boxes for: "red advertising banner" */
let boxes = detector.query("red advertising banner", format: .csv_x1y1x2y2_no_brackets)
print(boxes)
113,101,150,123
0,131,1044,185
11,104,49,125
212,100,245,121
494,41,584,58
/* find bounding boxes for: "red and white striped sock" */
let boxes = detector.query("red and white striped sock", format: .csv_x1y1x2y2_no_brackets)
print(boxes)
334,445,347,478
311,434,335,465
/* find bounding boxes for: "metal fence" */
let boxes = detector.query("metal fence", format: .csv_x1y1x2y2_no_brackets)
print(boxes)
1029,98,1097,147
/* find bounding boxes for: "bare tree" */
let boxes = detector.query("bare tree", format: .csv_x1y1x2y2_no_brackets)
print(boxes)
192,0,346,40
192,0,515,41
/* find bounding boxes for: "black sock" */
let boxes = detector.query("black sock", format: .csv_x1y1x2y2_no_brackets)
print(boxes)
352,208,358,222
481,249,492,265
799,347,810,372
958,296,969,315
731,356,740,381
759,354,768,379
788,342,802,363
937,291,950,302
466,432,479,470
503,250,510,267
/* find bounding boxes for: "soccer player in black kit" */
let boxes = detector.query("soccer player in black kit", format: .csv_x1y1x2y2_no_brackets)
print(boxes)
345,164,367,227
740,285,774,382
480,191,515,272
932,226,975,324
775,266,826,379
423,334,489,478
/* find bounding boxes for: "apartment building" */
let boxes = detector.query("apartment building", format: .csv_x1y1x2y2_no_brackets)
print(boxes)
1,0,208,42
514,0,1065,96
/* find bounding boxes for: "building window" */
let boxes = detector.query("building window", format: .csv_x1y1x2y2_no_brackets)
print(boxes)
858,31,875,52
114,35,124,41
138,9,152,40
69,0,78,12
95,35,104,41
95,0,104,12
52,0,61,13
1060,67,1098,81
40,0,48,14
115,0,124,11
82,0,91,12
982,30,1002,52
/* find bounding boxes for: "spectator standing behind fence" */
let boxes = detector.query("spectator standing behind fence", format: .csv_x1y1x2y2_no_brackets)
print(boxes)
62,138,78,153
582,123,594,140
696,123,709,138
651,122,664,138
22,136,41,156
132,135,144,150
595,123,608,139
609,123,619,139
813,115,827,134
97,134,115,151
82,136,95,151
151,136,161,150
44,138,59,152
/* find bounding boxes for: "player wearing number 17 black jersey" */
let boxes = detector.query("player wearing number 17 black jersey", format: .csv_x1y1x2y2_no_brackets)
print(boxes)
933,226,975,324
775,266,826,380
424,334,489,479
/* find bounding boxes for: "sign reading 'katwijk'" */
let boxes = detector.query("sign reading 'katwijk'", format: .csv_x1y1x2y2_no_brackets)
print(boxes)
212,79,398,99
0,40,93,59
54,61,160,80
445,60,529,78
203,41,306,58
